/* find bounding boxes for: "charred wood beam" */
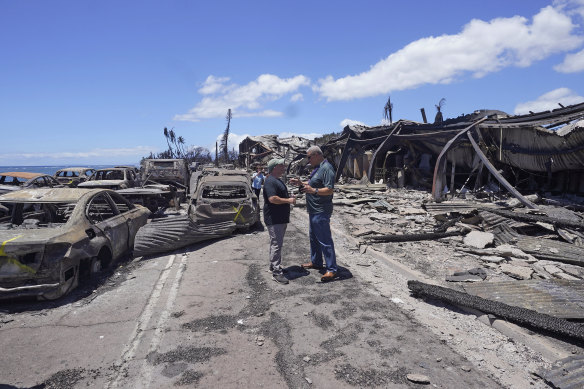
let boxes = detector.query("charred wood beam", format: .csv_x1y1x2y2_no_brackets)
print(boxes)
367,123,402,184
366,231,461,243
467,130,538,209
408,280,584,342
479,207,584,230
432,117,488,202
335,138,356,182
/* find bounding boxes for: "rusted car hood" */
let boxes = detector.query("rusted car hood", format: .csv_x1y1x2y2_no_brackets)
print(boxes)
0,227,67,245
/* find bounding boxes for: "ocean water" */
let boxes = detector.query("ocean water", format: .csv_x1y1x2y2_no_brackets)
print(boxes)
0,165,136,176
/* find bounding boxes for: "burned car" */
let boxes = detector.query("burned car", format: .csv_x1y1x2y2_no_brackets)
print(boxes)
78,167,139,190
0,172,61,196
189,174,259,230
0,188,150,300
54,167,96,187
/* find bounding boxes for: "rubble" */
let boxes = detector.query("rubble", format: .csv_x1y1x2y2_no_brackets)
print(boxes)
463,231,495,249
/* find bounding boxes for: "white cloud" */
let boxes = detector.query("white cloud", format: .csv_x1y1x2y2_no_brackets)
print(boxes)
514,87,584,114
290,93,303,102
316,5,584,101
198,75,232,95
175,74,311,121
340,119,366,128
555,48,584,72
0,146,155,161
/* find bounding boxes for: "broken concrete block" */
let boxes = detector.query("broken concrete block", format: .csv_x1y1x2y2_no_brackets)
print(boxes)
407,374,430,384
463,231,495,249
543,264,562,274
494,244,538,263
480,255,506,264
399,207,426,215
500,263,534,280
555,272,580,280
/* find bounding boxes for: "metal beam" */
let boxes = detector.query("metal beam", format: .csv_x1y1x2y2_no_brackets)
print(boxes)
431,117,488,201
366,123,402,183
467,130,538,209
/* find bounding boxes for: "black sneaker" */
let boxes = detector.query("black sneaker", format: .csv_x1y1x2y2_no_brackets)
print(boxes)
272,273,289,284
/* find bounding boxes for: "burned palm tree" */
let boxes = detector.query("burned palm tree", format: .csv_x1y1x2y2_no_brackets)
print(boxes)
383,96,393,124
434,98,446,124
163,127,175,158
177,136,186,158
220,109,232,163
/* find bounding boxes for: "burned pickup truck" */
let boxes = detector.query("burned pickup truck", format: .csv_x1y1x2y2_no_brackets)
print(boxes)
189,172,260,230
0,188,150,300
113,159,190,212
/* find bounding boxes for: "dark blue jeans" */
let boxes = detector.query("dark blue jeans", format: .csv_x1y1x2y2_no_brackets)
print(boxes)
309,212,337,273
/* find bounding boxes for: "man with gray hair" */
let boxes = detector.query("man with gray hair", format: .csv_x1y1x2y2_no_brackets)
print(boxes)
264,158,296,284
289,146,338,282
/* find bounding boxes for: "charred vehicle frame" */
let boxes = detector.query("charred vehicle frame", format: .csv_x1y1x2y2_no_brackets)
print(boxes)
0,188,150,300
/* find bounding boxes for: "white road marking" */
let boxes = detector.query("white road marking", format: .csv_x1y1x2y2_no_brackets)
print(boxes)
137,253,188,388
105,254,176,389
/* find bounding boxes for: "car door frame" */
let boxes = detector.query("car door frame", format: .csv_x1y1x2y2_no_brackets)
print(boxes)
85,192,130,260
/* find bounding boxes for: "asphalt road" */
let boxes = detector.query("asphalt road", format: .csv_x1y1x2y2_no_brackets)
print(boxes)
1,210,509,388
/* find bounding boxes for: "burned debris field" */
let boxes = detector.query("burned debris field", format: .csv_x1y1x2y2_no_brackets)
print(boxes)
1,102,584,388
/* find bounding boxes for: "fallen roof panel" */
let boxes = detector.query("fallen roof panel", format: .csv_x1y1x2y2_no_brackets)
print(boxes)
538,355,584,389
462,280,584,319
408,280,584,342
516,237,584,266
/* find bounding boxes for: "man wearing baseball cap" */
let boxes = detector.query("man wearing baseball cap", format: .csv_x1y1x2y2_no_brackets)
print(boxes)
263,158,296,284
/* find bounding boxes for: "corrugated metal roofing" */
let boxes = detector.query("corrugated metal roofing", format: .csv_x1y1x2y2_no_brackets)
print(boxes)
463,280,584,319
516,237,584,266
479,210,530,229
538,355,584,389
422,201,498,215
133,216,236,257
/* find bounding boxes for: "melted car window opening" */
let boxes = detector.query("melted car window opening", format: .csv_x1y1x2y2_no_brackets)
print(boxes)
0,203,75,229
201,185,247,199
0,176,21,185
86,195,117,223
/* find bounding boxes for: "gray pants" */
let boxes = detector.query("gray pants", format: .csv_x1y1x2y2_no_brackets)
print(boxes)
267,223,288,274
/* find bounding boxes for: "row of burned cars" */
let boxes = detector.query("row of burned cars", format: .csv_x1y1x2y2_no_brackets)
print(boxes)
0,160,260,300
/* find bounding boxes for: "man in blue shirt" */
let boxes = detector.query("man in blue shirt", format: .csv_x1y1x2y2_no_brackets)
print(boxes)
289,146,338,282
251,167,265,198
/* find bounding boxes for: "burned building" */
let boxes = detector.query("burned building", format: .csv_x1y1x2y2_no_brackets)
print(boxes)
238,135,314,170
319,102,584,202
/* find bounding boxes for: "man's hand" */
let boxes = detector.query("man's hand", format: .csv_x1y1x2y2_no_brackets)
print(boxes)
289,177,303,186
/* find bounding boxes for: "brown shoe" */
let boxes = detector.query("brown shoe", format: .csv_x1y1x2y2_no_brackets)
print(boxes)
301,262,324,270
321,271,336,282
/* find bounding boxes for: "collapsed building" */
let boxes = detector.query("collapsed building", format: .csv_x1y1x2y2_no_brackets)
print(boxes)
238,135,314,170
317,102,584,203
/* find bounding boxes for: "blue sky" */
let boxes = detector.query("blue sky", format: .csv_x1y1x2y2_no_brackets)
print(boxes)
1,0,584,166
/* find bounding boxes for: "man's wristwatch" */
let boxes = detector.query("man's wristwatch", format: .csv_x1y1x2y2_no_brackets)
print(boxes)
315,188,319,195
